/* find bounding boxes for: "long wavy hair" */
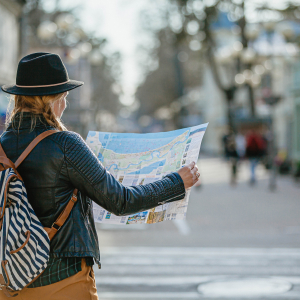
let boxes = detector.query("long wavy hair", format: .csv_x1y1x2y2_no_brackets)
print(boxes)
6,93,67,131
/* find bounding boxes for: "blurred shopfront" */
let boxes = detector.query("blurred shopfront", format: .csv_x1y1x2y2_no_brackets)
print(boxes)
0,0,25,132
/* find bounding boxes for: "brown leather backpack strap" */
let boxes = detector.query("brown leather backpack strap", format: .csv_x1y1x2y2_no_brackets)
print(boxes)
44,189,78,241
0,157,22,180
0,261,18,297
0,157,17,173
0,140,11,171
14,130,58,168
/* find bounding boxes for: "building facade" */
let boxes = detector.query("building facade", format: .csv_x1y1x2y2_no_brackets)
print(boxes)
0,0,24,131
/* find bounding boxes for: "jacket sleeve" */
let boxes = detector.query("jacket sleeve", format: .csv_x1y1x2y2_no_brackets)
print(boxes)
64,132,186,216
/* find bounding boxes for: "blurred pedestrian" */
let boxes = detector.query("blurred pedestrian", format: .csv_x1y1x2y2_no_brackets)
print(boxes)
245,129,267,185
222,129,238,185
0,52,200,299
235,131,246,159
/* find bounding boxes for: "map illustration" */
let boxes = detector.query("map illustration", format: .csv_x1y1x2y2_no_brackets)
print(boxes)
86,123,208,225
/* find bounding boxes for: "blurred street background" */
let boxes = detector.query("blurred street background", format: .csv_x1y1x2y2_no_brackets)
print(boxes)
1,0,300,298
95,156,300,299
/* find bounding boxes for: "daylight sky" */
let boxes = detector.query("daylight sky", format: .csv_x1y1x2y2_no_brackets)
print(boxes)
43,0,300,106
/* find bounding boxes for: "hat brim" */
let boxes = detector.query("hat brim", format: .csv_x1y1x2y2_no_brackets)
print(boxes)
1,79,84,96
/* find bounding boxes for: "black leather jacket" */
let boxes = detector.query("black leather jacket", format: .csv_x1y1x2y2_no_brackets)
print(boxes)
0,113,186,268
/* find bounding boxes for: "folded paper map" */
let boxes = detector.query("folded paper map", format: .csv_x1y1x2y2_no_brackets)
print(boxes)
86,123,208,225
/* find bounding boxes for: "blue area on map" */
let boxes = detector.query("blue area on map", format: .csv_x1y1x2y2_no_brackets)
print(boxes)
98,152,104,162
129,160,166,175
98,128,189,154
87,132,110,149
88,131,96,137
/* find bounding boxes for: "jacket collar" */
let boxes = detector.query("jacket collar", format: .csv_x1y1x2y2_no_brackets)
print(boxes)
7,112,52,130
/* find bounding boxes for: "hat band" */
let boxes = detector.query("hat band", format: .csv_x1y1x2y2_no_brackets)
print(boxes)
16,80,70,88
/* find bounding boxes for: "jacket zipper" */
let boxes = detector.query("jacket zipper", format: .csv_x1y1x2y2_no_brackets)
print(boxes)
158,191,186,205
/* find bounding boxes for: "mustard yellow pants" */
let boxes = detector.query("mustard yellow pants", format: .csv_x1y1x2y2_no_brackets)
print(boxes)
0,258,99,300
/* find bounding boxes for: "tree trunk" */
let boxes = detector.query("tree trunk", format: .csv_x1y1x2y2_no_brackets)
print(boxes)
247,83,256,117
225,87,236,130
174,46,185,128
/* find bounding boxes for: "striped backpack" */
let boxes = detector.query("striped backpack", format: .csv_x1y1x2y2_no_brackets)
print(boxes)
0,130,78,297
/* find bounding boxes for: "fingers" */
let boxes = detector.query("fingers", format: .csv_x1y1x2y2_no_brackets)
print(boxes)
191,166,198,178
188,161,196,170
191,166,200,184
193,166,200,184
193,173,200,185
192,165,198,173
178,161,200,189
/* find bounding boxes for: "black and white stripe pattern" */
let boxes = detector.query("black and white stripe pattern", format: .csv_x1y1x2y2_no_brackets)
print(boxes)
0,168,50,291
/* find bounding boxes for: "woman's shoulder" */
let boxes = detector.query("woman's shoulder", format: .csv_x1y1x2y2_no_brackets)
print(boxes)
53,130,97,163
48,130,86,149
53,130,82,139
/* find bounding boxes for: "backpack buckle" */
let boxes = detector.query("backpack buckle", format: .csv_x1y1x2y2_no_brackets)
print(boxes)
71,194,77,203
0,283,10,289
52,223,61,231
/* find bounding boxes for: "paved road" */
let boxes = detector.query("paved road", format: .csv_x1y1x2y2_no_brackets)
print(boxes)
95,247,300,299
94,157,300,299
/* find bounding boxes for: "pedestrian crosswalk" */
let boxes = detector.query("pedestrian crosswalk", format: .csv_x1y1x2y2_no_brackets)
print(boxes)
94,247,300,299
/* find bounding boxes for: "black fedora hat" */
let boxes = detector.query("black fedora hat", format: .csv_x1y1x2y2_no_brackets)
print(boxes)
1,52,84,96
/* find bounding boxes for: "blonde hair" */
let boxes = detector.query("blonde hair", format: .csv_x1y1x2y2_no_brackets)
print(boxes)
6,93,67,131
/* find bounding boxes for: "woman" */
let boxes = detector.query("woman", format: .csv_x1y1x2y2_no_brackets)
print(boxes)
0,52,199,299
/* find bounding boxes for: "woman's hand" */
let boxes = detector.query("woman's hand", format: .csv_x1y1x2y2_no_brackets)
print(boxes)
177,161,200,189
